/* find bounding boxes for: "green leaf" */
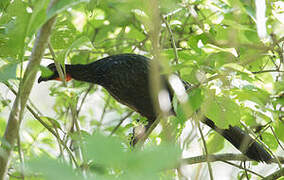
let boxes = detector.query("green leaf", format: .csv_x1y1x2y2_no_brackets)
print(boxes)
262,132,278,150
25,118,44,135
202,90,241,128
86,0,99,11
274,121,284,143
86,133,180,173
160,0,178,14
0,63,17,82
41,138,55,147
86,133,126,167
238,171,252,180
39,65,54,78
47,0,90,20
222,63,250,73
208,52,237,68
126,144,180,173
188,88,203,112
56,36,91,64
70,52,89,64
274,80,284,94
0,0,10,12
50,18,78,50
232,85,270,106
65,36,91,61
207,133,224,154
240,107,257,126
126,26,146,41
188,35,201,54
28,155,84,180
26,0,49,36
0,0,30,57
175,104,187,124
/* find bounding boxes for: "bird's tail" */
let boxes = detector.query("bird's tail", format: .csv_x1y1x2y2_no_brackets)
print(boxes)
203,118,272,163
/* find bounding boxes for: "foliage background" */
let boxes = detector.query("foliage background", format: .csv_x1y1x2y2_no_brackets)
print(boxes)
0,0,283,179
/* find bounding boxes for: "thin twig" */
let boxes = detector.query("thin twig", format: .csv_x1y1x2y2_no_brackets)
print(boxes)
197,122,214,180
70,100,87,165
110,111,134,136
161,16,179,65
4,83,78,168
243,162,249,180
77,84,95,115
97,96,111,129
252,69,284,74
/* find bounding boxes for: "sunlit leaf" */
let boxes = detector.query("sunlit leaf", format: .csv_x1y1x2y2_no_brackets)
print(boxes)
47,0,90,20
207,133,224,154
188,88,203,112
274,120,284,143
262,132,278,150
26,0,49,36
202,90,241,128
50,17,78,50
232,85,270,106
0,0,30,57
39,66,54,78
0,63,17,82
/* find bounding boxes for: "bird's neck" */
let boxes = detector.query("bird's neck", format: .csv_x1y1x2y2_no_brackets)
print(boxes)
66,64,99,83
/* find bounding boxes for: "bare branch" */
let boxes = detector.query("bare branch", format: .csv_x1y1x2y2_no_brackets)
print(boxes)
110,111,134,136
180,153,284,165
161,16,179,65
252,69,284,74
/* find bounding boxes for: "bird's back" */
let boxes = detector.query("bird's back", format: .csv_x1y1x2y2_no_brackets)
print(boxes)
88,54,159,119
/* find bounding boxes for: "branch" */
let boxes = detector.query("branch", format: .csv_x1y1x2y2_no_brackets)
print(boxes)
0,1,58,179
161,16,179,65
180,153,284,165
252,69,284,74
110,111,134,136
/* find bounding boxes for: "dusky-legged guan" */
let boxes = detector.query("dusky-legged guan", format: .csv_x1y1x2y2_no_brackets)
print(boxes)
38,53,272,163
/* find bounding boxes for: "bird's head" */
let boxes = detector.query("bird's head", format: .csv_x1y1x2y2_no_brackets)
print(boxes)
38,63,72,83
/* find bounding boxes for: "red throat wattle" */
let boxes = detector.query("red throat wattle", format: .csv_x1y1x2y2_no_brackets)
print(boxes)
55,74,72,81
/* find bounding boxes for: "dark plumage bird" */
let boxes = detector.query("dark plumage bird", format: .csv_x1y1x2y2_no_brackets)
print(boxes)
38,53,272,163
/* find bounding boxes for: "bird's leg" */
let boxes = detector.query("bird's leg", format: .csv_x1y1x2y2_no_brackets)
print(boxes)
130,118,147,146
130,117,157,147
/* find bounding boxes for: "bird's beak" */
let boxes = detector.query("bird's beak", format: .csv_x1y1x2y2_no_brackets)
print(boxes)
38,76,46,83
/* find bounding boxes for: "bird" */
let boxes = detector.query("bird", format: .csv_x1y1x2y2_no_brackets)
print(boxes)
38,53,272,163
